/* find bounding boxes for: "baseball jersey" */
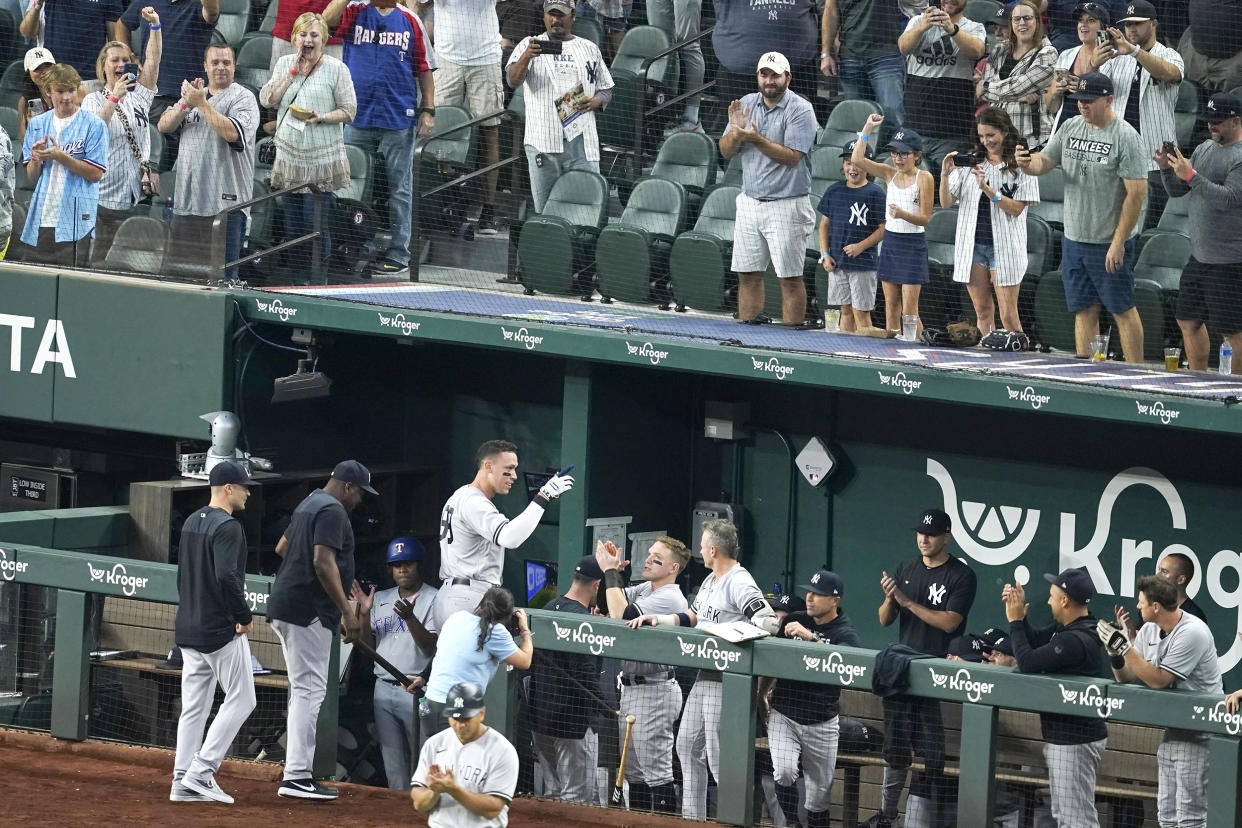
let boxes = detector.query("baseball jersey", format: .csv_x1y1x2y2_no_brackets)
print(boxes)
528,595,597,739
620,581,687,677
170,83,259,218
817,180,887,270
1040,114,1149,244
946,161,1039,284
770,611,861,723
506,34,614,161
0,123,13,237
267,489,355,628
21,108,108,245
893,556,977,656
338,2,432,131
1099,43,1184,172
1134,611,1222,694
174,505,252,653
413,725,519,827
424,610,519,704
438,485,512,585
82,85,154,211
433,0,502,66
691,563,768,625
372,582,438,679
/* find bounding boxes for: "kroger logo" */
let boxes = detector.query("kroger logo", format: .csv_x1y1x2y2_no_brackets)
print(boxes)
1006,385,1051,410
801,651,868,685
501,326,544,350
86,562,149,597
1193,701,1242,736
877,370,921,395
677,635,743,671
625,341,669,366
246,588,268,612
378,312,421,336
551,620,617,655
0,548,29,582
1057,683,1125,718
1135,400,1180,425
928,666,995,702
254,299,298,322
751,356,795,380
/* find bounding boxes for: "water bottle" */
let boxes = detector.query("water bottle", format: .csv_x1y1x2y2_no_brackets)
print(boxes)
163,198,173,223
1221,341,1233,376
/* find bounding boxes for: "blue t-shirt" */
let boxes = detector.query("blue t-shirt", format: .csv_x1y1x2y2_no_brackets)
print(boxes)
337,1,430,130
816,180,886,270
123,0,217,97
45,0,124,78
424,610,519,703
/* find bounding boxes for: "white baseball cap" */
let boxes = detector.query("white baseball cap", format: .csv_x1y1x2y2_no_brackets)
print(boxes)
24,47,54,73
756,51,791,75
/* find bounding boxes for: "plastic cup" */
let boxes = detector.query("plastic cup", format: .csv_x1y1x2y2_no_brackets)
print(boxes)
824,308,841,332
1164,347,1181,372
902,315,919,342
1091,334,1109,362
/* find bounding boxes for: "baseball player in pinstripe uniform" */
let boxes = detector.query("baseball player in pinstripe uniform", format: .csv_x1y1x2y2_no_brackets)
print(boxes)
171,460,258,804
595,536,691,814
352,536,438,790
430,440,574,634
628,519,779,820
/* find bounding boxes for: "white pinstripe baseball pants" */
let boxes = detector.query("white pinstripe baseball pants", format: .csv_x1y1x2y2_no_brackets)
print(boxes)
676,677,721,820
1157,738,1209,828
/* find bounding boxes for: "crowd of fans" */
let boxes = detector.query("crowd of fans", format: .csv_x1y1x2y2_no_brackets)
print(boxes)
0,0,1237,364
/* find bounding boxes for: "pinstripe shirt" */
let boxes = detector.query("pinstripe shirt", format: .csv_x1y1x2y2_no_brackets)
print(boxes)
506,34,614,160
1099,41,1184,172
947,161,1039,284
980,39,1058,149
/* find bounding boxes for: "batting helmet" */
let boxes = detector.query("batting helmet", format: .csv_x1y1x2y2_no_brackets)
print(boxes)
386,536,424,565
444,681,486,719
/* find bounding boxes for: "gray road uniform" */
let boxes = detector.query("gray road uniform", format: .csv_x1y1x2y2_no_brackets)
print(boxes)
371,581,437,789
413,725,520,828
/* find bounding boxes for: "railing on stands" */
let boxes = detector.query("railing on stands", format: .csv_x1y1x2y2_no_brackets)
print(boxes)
5,543,1240,826
410,108,520,283
212,183,326,284
628,26,717,174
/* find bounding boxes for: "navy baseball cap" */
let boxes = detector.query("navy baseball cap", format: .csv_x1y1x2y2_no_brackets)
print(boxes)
209,460,257,487
1068,71,1114,101
913,508,952,536
980,627,1014,656
885,128,924,153
1117,0,1156,22
1073,2,1110,24
841,138,873,159
799,569,844,597
947,635,986,662
1044,567,1095,604
767,593,807,614
331,460,378,494
575,555,605,580
1205,92,1241,122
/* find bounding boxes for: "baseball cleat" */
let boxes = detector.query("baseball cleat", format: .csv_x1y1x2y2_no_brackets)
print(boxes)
278,778,339,800
181,774,235,804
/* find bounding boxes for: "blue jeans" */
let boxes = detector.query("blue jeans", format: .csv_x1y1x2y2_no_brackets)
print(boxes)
838,53,907,129
525,134,599,213
283,192,336,268
345,124,415,265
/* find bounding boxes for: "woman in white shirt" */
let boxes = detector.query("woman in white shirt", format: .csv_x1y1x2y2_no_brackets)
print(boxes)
938,106,1039,338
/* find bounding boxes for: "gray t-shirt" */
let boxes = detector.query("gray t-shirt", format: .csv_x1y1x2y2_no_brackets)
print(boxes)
902,14,987,80
172,83,259,218
1161,138,1242,264
690,563,767,625
1040,114,1148,244
621,581,687,677
724,90,817,201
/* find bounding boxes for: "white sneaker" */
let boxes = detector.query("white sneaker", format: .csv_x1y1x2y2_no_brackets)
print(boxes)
181,773,235,804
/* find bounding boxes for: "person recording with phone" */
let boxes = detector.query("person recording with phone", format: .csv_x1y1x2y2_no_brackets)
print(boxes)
1045,3,1111,136
939,107,1039,341
82,6,162,265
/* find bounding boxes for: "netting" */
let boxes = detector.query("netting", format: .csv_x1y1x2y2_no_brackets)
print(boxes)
0,582,55,730
4,0,1241,394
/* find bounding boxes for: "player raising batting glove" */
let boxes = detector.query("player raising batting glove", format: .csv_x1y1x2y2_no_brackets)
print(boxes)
534,470,575,506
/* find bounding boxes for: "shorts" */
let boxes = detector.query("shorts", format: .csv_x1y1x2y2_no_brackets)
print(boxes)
827,268,878,310
437,59,504,127
1175,257,1242,335
1061,236,1137,313
731,193,815,279
972,242,995,270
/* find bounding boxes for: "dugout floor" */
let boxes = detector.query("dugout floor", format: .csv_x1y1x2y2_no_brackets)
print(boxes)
266,276,1242,402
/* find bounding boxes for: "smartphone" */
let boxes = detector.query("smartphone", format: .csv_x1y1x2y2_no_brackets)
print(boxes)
1162,140,1179,156
926,0,941,7
27,97,45,116
952,153,979,167
1097,30,1112,46
540,38,563,55
123,62,140,90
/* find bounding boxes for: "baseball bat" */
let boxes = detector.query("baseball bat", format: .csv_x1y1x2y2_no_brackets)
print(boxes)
352,637,414,688
611,714,636,806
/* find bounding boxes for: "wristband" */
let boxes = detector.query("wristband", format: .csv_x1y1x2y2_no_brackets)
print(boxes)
818,252,830,262
533,493,550,508
149,23,161,30
950,24,960,36
858,132,869,142
178,100,188,111
991,192,1001,204
820,51,830,58
289,68,299,76
1110,654,1126,669
1183,169,1196,183
106,94,120,104
603,569,625,590
675,611,692,627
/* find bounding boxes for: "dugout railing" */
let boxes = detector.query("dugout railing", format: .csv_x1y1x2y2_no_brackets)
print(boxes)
1,541,1240,825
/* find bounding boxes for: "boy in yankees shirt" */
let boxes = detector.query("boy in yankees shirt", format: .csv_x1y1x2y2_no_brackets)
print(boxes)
862,508,977,828
628,518,779,820
595,535,691,814
816,138,887,333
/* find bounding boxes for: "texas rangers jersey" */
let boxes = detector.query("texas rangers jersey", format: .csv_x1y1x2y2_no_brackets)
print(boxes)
690,563,767,625
622,581,687,677
438,485,509,585
413,726,519,827
372,582,437,679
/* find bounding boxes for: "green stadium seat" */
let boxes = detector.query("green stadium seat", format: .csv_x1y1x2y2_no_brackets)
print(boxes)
1025,212,1058,276
809,145,847,205
0,60,26,111
596,177,687,304
574,16,603,49
1133,231,1189,292
102,216,170,274
416,104,476,229
1034,270,1077,352
1174,79,1200,148
610,25,677,92
925,208,957,266
235,34,273,89
518,169,610,296
647,131,716,219
214,0,252,49
965,0,1003,26
1029,167,1065,231
0,105,17,144
669,184,740,312
1131,277,1170,361
243,0,278,44
720,153,742,187
817,99,882,147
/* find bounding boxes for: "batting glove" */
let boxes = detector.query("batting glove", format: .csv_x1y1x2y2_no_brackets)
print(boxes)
537,472,575,502
1097,619,1131,657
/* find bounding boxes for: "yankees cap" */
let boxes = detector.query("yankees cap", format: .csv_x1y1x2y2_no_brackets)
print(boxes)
1072,2,1110,24
841,137,874,159
1044,567,1095,603
799,569,844,597
767,593,807,614
885,128,924,154
1116,0,1156,22
543,0,573,13
946,634,986,662
757,51,791,75
331,459,378,494
1068,71,1114,101
980,627,1014,656
1205,92,1241,122
913,508,952,536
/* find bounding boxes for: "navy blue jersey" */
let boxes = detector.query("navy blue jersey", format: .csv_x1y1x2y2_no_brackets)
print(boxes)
816,180,886,270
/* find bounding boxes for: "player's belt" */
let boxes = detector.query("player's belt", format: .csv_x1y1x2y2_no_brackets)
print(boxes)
379,677,404,686
448,576,496,587
621,671,674,686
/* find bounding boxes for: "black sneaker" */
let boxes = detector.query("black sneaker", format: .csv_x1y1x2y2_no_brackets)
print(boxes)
857,814,893,828
278,778,339,800
476,204,499,236
370,259,409,277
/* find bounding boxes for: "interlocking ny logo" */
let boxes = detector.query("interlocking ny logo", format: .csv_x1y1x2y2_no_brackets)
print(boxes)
453,696,464,709
849,202,869,226
928,583,946,605
1127,4,1135,14
923,515,934,526
811,572,822,583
